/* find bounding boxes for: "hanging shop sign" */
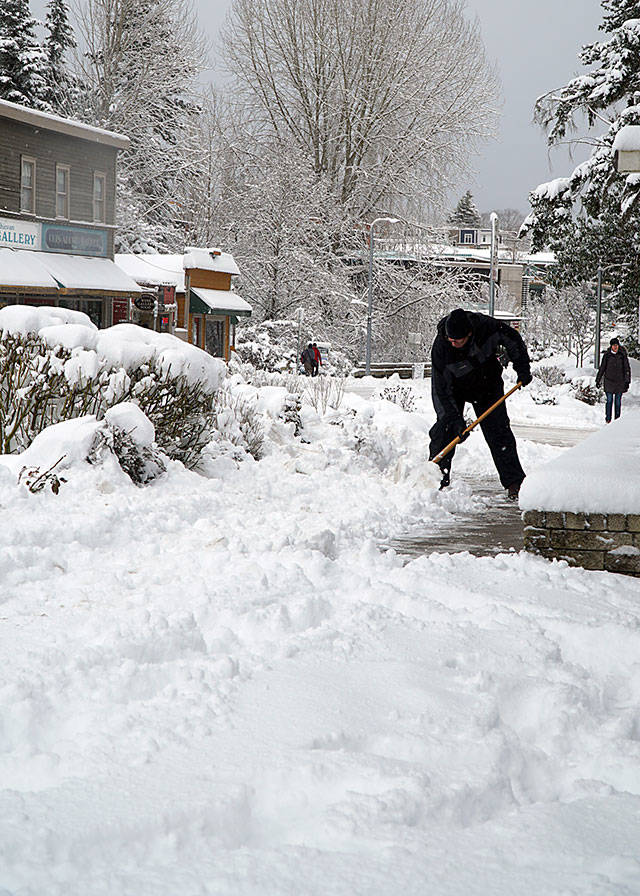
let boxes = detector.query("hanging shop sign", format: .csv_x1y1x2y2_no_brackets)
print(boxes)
134,295,156,312
41,223,108,257
0,216,41,250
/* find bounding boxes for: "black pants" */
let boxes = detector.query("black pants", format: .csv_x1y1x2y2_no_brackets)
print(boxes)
429,383,525,489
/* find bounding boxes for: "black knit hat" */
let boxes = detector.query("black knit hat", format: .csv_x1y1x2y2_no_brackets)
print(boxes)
610,337,620,346
445,309,471,339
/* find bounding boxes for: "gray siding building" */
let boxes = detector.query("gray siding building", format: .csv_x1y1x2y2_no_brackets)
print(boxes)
0,99,140,327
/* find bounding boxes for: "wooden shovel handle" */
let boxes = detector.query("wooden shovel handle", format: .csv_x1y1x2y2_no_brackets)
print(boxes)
430,382,522,466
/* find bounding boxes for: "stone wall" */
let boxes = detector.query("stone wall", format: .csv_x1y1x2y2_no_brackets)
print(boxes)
523,510,640,576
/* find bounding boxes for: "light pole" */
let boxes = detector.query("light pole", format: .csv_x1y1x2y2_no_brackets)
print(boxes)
593,262,632,366
488,211,499,317
366,216,400,375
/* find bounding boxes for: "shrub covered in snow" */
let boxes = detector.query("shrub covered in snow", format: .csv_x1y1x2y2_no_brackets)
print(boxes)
303,376,346,414
571,377,602,406
533,364,566,387
0,306,231,470
380,384,416,412
234,319,352,376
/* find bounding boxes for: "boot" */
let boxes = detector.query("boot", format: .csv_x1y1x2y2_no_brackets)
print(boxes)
507,481,521,501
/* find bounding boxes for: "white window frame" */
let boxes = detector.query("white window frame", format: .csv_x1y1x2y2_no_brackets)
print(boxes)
55,164,70,219
93,171,106,223
20,156,36,214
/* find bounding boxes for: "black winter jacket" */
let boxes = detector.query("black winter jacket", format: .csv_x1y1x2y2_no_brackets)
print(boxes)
596,347,631,393
431,312,531,423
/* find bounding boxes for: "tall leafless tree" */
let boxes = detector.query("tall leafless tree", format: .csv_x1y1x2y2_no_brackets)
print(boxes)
222,0,499,220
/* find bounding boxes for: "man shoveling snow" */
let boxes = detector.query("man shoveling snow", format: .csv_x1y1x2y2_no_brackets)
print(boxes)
428,308,532,499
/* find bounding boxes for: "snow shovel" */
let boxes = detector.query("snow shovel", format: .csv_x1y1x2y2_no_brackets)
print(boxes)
429,381,523,468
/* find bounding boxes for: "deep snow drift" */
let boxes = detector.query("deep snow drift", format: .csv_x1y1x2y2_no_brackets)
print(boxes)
1,358,639,895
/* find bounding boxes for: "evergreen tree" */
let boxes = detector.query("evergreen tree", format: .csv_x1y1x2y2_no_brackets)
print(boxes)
449,191,482,227
523,2,640,323
0,0,50,110
43,0,76,111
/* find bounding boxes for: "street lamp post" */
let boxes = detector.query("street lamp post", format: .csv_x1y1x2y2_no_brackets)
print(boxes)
488,212,499,317
593,261,632,366
595,263,603,366
366,216,400,375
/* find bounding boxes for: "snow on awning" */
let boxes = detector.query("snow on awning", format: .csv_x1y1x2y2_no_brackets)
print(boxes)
38,253,142,294
115,253,186,292
0,248,59,291
189,287,252,317
183,248,240,276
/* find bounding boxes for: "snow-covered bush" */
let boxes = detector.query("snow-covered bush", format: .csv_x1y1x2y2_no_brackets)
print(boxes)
88,422,166,486
0,308,231,470
303,376,345,414
234,320,298,372
534,365,566,387
572,378,601,406
380,385,416,412
211,390,265,460
283,392,302,436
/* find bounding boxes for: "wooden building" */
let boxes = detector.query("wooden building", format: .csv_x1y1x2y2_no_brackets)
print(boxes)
0,99,141,325
115,248,252,360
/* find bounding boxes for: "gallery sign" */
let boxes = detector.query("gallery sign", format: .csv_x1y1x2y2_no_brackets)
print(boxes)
0,216,41,250
42,224,108,257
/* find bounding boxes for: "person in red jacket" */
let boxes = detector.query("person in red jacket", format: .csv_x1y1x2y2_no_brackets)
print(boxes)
312,343,322,377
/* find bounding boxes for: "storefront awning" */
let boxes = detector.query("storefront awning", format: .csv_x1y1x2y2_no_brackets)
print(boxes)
189,287,252,317
0,248,59,291
39,252,143,294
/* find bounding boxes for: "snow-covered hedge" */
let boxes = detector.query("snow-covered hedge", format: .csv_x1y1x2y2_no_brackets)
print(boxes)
0,306,227,469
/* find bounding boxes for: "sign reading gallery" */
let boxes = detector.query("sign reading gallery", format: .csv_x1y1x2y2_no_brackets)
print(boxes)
0,216,41,250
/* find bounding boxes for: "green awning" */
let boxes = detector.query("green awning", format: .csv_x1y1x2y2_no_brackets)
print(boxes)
189,286,252,317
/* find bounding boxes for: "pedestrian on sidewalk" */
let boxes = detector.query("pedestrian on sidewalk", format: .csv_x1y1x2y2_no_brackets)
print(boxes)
596,337,631,423
301,343,315,376
428,308,532,500
312,342,322,377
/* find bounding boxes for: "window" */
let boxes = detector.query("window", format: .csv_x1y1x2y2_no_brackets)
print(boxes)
55,165,70,219
93,172,106,223
20,157,36,213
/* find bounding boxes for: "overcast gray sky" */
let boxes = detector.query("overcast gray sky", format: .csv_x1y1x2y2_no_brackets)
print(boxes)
35,0,605,216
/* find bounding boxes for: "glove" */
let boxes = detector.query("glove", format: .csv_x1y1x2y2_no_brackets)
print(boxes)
519,370,532,387
454,418,470,443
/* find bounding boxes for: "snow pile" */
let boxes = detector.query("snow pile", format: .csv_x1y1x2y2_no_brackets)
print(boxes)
520,409,640,512
1,373,640,893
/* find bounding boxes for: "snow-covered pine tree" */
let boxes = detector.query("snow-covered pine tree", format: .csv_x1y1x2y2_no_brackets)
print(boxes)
522,0,640,323
43,0,76,112
0,0,51,110
449,191,482,227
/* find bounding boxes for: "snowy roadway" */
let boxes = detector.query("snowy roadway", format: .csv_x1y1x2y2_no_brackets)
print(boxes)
1,376,640,895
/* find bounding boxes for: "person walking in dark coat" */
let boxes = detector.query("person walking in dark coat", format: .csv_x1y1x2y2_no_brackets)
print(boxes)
301,343,315,376
429,308,532,499
596,337,631,422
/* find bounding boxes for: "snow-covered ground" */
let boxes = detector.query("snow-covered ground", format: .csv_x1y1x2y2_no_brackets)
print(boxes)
1,348,640,894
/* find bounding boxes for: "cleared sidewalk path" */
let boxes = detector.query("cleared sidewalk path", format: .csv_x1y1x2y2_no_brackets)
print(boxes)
385,424,596,559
